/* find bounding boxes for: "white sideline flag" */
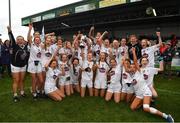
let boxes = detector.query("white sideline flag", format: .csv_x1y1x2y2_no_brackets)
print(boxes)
40,26,45,42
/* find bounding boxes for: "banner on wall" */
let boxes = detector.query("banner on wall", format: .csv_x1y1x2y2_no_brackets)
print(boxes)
99,0,126,8
75,3,96,13
42,13,55,20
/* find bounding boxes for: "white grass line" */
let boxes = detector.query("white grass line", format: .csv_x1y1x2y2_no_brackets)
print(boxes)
157,88,180,95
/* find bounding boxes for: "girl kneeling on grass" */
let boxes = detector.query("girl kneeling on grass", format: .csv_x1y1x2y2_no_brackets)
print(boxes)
130,47,174,123
44,58,65,101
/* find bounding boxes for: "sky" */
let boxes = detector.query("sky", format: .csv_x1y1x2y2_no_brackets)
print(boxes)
0,0,81,41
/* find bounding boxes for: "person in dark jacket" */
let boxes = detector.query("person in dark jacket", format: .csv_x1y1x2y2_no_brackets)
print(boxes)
162,42,175,80
1,40,12,77
127,34,142,62
7,26,29,102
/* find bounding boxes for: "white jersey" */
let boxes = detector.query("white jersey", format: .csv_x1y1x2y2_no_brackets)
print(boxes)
81,60,94,81
112,48,121,64
45,67,60,86
28,43,43,63
93,44,103,62
51,44,57,55
41,45,54,67
122,67,132,85
95,61,109,83
70,64,81,83
119,46,128,61
140,67,158,86
109,64,121,84
141,45,159,67
44,67,60,94
130,71,147,93
58,61,71,83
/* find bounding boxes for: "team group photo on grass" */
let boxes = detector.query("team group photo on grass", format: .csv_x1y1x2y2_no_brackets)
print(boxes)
0,0,180,122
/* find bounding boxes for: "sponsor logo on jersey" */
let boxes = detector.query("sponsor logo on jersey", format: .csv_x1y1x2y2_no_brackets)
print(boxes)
142,53,149,58
132,79,137,85
45,52,52,57
99,67,106,73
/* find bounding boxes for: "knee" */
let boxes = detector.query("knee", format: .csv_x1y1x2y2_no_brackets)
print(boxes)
143,104,150,112
130,105,137,111
105,96,110,102
56,97,62,101
114,100,120,103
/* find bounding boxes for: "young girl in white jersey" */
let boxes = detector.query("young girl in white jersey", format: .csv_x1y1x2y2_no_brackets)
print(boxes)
41,35,54,96
70,58,81,93
27,36,44,100
58,54,71,96
80,52,95,97
94,52,109,97
121,58,134,103
130,47,174,123
44,58,65,101
105,58,122,103
141,31,162,99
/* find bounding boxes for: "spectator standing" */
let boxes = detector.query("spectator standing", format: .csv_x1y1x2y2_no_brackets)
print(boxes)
162,42,175,80
1,40,12,77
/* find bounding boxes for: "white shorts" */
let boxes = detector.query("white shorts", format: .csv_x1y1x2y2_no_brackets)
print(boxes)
44,84,58,94
121,83,134,94
107,83,121,93
59,77,71,86
27,61,43,73
11,64,27,73
135,87,152,99
94,80,107,89
81,79,93,88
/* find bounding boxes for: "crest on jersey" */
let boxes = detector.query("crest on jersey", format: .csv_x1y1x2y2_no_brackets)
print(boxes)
143,74,148,80
96,50,100,55
64,67,69,71
122,73,127,79
142,53,149,58
121,51,125,56
36,52,41,58
53,75,57,80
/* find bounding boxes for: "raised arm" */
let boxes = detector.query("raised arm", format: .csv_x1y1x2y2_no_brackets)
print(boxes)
156,31,162,47
7,26,16,47
88,26,95,40
27,23,33,45
98,31,108,43
132,47,140,71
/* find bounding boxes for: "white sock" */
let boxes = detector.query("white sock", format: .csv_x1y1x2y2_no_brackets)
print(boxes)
163,113,168,119
14,93,18,97
33,93,37,97
20,91,24,95
37,90,40,93
41,90,45,94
